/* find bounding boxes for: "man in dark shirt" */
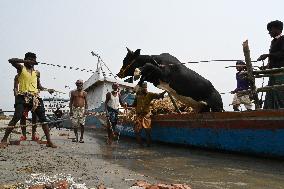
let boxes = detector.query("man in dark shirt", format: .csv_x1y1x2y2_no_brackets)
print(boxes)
257,20,284,109
231,61,252,111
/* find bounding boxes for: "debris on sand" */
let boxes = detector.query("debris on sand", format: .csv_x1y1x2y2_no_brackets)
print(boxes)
131,180,191,189
59,133,69,137
26,173,88,189
0,173,88,189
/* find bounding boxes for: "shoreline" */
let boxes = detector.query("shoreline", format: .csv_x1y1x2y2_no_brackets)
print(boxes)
0,127,157,188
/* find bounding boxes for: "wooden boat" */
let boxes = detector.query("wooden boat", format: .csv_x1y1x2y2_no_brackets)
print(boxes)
116,110,284,158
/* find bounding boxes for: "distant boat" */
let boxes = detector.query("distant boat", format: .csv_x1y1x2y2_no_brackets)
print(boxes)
42,97,70,115
116,110,284,158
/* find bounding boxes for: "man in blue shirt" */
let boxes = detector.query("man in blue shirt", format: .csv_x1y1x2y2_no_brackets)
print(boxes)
231,61,252,111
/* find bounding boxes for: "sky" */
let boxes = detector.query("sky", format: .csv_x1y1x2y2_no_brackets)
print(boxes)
0,0,283,112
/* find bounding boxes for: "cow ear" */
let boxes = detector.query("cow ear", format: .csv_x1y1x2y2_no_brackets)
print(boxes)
134,49,141,57
126,47,133,54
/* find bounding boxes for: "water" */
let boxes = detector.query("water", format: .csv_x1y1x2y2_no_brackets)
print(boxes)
88,129,284,189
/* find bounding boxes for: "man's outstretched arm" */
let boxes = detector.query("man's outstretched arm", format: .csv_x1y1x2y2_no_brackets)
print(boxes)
8,58,24,71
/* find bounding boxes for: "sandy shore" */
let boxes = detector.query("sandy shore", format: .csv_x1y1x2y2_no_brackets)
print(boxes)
0,125,157,188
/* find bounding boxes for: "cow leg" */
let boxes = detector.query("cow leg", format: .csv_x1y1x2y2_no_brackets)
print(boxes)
139,63,163,86
206,89,224,112
200,105,210,112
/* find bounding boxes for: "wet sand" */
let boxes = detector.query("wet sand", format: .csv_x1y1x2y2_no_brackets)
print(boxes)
0,127,157,188
1,122,284,189
91,130,284,189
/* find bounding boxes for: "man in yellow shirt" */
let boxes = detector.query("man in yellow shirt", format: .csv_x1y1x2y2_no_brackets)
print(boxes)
14,70,41,141
131,82,165,147
0,52,56,148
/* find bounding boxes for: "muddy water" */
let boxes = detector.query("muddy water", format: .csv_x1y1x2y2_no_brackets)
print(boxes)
88,129,284,189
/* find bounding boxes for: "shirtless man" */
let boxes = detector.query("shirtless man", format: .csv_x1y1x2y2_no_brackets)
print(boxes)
69,79,88,143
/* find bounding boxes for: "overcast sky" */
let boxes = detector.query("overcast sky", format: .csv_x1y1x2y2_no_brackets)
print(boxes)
1,0,283,111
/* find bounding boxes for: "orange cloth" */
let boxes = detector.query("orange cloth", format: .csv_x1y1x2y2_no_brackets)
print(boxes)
133,92,161,132
134,113,151,133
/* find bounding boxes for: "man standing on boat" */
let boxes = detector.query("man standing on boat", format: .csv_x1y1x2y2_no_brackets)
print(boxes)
69,79,88,143
257,20,284,109
0,52,57,148
130,82,165,147
105,82,126,144
231,61,253,111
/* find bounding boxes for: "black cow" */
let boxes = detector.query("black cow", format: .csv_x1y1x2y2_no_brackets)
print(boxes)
117,48,223,112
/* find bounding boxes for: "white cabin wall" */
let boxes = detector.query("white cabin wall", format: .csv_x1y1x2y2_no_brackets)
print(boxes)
86,84,104,110
85,78,135,111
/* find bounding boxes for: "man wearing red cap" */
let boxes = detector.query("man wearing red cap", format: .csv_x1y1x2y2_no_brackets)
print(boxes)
69,79,88,143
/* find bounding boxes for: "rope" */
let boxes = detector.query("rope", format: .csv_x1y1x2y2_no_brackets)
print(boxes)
0,119,69,129
259,60,265,107
36,59,260,77
99,59,118,80
38,62,95,74
91,51,118,80
185,59,258,64
41,88,66,94
0,110,14,113
34,58,265,102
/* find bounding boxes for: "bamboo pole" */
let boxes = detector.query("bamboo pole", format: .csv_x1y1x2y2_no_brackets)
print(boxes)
254,73,284,78
257,84,284,92
242,40,260,109
237,84,284,95
242,67,284,75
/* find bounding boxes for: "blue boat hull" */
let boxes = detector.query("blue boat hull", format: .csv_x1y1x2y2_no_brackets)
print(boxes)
116,110,284,158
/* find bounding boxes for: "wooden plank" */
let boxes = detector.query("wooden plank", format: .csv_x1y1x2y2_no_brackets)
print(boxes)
254,73,284,78
251,67,284,75
242,40,260,109
236,84,284,95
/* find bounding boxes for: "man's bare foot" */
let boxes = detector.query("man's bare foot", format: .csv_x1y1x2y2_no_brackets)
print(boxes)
31,135,40,141
46,142,57,148
0,142,8,148
20,136,27,141
106,138,113,145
